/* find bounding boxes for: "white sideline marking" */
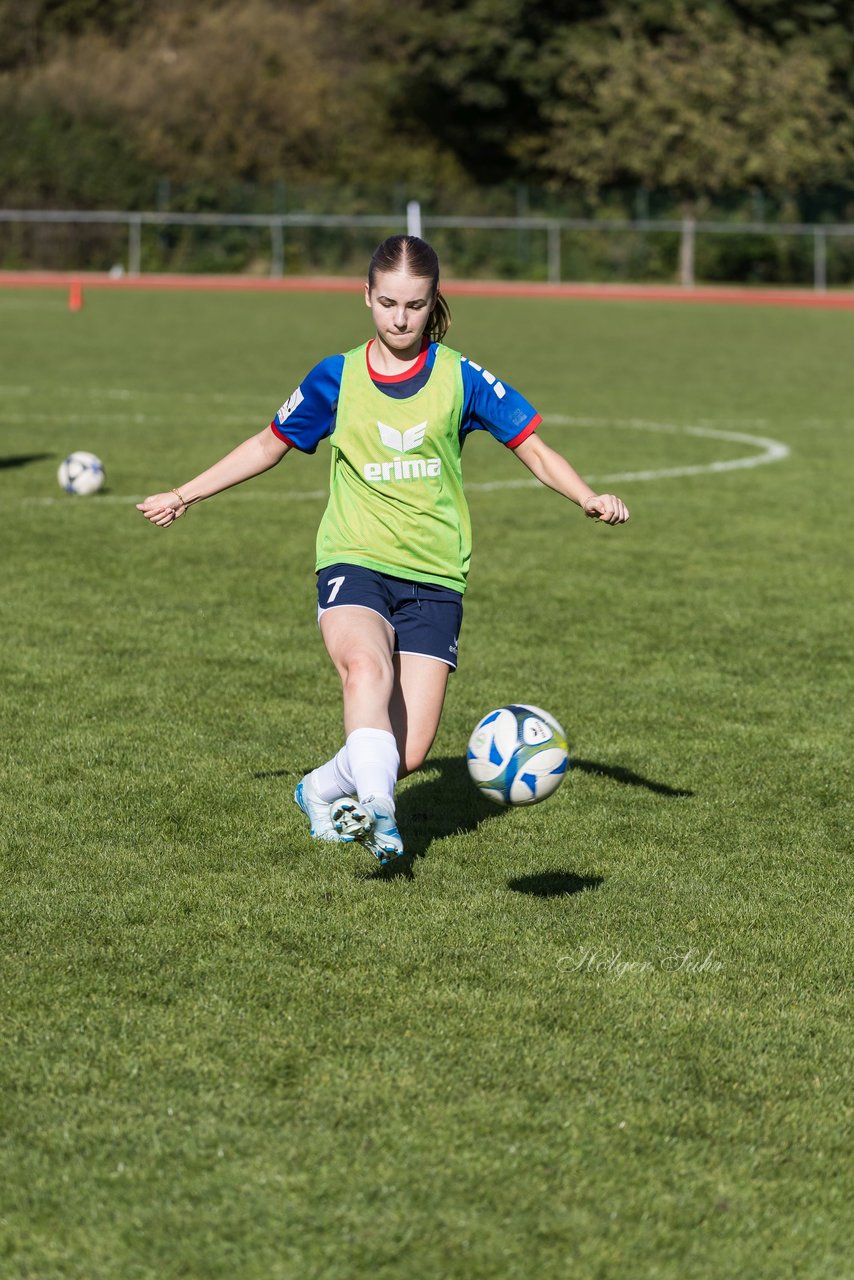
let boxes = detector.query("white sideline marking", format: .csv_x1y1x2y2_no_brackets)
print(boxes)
12,415,790,507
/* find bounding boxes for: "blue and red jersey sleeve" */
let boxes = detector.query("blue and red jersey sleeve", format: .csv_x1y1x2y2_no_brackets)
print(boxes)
459,354,541,448
269,354,344,453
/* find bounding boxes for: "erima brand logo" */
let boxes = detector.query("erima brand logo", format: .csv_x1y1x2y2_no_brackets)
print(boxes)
364,419,441,482
462,357,506,399
377,420,427,452
276,386,304,423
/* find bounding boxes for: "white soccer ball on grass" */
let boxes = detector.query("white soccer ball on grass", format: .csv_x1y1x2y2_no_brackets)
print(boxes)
58,451,105,496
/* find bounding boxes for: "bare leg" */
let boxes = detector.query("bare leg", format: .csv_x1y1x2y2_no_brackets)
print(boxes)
320,605,396,734
313,612,451,863
390,653,451,777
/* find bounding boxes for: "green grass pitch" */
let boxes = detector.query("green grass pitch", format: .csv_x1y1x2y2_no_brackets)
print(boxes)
1,286,852,1279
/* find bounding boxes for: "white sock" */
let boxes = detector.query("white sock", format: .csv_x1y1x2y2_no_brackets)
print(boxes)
346,727,399,806
309,746,356,803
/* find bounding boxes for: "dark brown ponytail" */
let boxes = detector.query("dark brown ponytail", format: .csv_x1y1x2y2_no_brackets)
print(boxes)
367,235,452,344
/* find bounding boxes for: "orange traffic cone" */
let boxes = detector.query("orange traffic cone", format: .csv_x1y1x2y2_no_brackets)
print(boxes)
69,280,83,312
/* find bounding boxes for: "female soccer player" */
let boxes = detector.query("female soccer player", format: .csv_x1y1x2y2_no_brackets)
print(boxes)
137,235,629,865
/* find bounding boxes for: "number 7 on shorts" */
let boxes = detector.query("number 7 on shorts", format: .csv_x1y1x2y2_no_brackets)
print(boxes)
326,575,346,604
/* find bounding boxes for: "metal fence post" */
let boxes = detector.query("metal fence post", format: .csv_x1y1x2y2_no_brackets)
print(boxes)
406,201,422,238
128,214,142,276
813,228,827,293
547,222,561,284
679,217,696,288
271,219,284,277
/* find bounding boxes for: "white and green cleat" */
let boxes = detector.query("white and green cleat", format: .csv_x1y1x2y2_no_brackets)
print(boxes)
330,795,405,866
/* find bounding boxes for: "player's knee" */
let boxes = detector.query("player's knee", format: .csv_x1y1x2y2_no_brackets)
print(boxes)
340,648,392,693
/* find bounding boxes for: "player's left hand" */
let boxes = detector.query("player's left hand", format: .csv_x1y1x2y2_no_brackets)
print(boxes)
136,491,186,527
583,493,630,525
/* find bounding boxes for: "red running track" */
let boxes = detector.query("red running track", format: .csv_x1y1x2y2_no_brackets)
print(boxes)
2,270,854,309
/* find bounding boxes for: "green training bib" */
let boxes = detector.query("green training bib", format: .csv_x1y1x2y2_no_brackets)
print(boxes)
315,342,470,592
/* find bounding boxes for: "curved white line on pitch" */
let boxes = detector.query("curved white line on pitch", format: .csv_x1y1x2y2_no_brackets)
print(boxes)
466,417,790,492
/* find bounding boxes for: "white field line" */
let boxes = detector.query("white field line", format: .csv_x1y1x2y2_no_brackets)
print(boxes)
0,384,273,405
21,488,330,506
12,415,791,506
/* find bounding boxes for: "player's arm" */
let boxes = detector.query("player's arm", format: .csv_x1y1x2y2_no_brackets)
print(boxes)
460,356,629,525
136,428,290,528
137,356,341,529
513,433,629,525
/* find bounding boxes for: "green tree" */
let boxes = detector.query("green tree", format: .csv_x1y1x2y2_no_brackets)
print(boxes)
536,11,853,196
1,0,466,204
1,0,852,210
0,0,154,70
351,0,575,184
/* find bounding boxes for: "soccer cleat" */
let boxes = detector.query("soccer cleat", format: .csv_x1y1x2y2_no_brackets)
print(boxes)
329,798,373,842
332,795,405,865
294,775,341,843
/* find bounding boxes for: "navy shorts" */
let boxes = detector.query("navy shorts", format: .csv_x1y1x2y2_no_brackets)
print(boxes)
317,563,463,670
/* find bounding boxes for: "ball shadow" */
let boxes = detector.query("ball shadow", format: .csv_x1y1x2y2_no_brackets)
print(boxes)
508,871,604,898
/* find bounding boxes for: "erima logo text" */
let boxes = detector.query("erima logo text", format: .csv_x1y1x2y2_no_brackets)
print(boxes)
364,457,442,482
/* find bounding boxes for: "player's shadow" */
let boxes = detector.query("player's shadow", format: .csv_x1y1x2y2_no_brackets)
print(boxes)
253,757,504,881
0,453,54,469
572,758,693,798
253,755,690,883
394,754,508,864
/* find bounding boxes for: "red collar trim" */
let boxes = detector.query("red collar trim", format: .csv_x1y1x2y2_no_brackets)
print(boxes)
366,338,430,384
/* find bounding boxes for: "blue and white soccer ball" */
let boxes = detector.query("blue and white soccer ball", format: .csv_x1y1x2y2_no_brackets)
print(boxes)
467,705,569,806
58,450,105,496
